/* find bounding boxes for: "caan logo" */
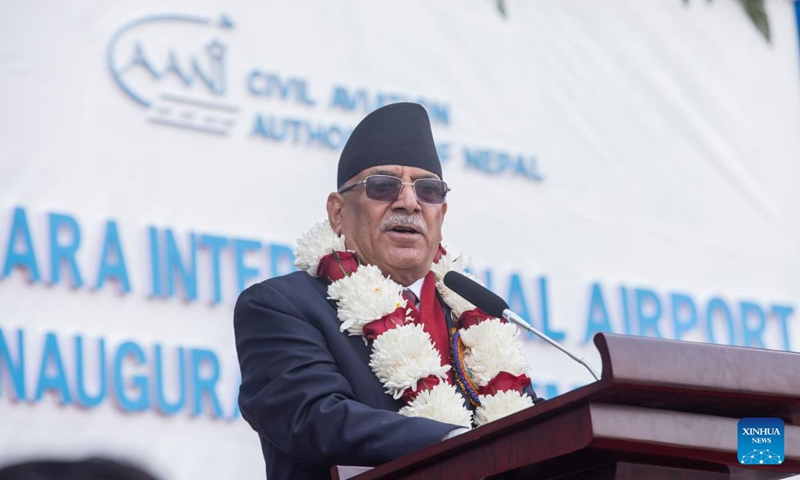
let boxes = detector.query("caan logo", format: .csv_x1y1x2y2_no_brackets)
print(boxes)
107,13,239,135
103,13,543,181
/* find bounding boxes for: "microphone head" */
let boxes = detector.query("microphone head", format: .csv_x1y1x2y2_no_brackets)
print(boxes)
443,271,509,318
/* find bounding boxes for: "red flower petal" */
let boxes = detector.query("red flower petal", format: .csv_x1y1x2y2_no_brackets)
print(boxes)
479,372,531,396
458,308,499,329
401,375,442,403
317,251,359,283
433,244,447,263
362,307,408,341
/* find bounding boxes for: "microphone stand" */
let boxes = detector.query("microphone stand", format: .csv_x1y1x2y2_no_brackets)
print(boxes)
502,309,600,382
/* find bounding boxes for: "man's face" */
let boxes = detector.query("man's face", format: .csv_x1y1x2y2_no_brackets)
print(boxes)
327,165,448,287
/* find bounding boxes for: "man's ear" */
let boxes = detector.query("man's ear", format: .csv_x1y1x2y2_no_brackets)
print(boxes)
327,193,345,235
439,202,448,241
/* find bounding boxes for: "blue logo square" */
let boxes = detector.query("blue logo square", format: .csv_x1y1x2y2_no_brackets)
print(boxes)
738,418,784,465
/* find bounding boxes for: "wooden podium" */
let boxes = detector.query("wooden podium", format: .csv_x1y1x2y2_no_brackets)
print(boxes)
333,333,800,479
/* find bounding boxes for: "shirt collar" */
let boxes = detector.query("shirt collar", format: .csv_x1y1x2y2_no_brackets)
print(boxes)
406,276,424,300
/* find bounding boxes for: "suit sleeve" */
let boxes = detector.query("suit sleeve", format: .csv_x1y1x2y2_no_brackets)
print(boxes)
234,282,457,468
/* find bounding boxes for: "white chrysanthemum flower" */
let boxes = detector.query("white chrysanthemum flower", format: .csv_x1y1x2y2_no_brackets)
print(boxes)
328,265,406,336
369,324,450,399
460,318,529,387
399,383,473,428
294,221,347,277
474,390,533,426
431,252,481,318
430,250,471,283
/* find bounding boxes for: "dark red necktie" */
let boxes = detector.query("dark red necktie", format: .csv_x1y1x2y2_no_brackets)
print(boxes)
402,289,420,320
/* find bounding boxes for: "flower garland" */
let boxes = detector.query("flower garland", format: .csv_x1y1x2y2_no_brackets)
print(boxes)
295,221,534,428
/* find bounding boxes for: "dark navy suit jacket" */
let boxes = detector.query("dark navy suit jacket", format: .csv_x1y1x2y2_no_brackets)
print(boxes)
234,271,459,480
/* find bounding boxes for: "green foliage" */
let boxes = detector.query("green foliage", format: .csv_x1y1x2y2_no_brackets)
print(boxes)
684,0,771,42
493,0,772,43
495,0,507,19
736,0,771,42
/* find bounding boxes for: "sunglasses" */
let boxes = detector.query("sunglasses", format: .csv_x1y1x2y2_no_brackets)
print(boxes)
338,175,450,205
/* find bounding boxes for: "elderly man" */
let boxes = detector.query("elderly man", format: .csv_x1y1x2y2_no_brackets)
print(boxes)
235,103,536,480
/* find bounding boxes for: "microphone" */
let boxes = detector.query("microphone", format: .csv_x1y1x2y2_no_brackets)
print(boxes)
443,271,600,381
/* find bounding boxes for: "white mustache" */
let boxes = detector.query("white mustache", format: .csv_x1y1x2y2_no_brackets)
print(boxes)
379,213,427,234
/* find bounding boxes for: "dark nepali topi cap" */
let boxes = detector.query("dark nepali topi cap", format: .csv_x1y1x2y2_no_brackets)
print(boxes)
337,102,443,188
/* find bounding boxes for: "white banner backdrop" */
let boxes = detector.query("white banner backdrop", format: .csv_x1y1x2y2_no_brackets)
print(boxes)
1,1,799,479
